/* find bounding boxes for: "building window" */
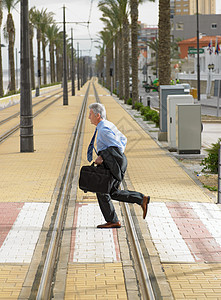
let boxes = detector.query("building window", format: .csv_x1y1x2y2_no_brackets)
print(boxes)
176,9,181,12
211,23,217,29
183,9,188,12
176,22,184,30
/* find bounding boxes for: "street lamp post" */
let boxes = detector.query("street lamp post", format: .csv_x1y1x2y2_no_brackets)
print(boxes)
20,0,34,152
63,5,68,105
0,44,6,96
77,43,80,90
196,0,200,101
71,28,75,96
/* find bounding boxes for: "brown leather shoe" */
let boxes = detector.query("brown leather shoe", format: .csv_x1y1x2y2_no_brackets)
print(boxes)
97,221,121,228
141,196,150,219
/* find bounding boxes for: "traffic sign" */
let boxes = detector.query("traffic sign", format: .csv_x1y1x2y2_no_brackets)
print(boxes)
188,48,204,54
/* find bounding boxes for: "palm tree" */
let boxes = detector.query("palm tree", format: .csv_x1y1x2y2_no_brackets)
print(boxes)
0,0,3,96
3,0,19,92
99,0,130,101
98,29,113,90
158,0,171,85
54,31,63,82
46,24,59,83
130,0,139,106
30,7,42,86
39,9,54,85
29,7,35,89
130,0,155,106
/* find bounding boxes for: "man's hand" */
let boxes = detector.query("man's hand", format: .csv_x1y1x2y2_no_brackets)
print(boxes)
95,155,103,165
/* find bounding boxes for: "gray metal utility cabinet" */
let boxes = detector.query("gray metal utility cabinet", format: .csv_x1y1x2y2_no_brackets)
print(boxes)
158,85,185,141
167,94,194,149
176,104,201,154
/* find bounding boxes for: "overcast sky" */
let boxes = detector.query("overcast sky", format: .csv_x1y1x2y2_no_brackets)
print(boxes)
1,0,221,70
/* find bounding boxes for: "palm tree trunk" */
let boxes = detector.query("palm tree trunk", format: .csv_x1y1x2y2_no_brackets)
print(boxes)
118,29,123,100
130,0,139,106
42,40,47,85
49,43,53,82
114,35,118,92
106,45,111,90
9,38,15,91
51,44,55,83
0,0,2,96
123,16,129,103
56,48,59,82
37,29,41,86
0,38,3,96
158,0,171,85
29,24,35,89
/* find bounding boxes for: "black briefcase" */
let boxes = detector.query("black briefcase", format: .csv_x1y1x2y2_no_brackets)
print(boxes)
79,163,113,193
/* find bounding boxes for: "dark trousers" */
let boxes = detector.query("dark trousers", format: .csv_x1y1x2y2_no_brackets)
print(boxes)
96,179,144,223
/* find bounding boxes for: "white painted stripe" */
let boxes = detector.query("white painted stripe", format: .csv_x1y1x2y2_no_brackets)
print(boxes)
146,203,195,262
72,203,118,263
190,202,221,247
0,203,49,263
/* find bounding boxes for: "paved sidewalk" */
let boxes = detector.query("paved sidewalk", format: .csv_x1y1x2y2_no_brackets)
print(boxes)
93,82,221,299
0,85,87,299
1,80,221,299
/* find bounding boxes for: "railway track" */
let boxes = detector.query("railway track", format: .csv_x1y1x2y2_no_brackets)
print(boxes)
4,80,157,299
93,81,156,300
0,87,71,144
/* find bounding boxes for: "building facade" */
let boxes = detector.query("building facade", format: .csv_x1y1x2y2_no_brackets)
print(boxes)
171,14,221,40
173,0,216,16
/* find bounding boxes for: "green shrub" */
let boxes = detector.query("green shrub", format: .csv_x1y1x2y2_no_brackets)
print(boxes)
143,110,153,121
140,106,150,115
151,111,159,127
134,101,143,111
201,138,221,174
127,98,132,105
143,109,159,126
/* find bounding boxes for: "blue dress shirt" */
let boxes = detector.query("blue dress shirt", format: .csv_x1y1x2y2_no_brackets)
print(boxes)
96,119,127,153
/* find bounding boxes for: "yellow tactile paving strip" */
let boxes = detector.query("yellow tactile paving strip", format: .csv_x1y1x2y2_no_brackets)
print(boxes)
96,91,211,203
65,84,128,299
0,265,28,299
65,263,127,300
0,86,87,299
93,82,221,299
0,92,84,203
163,263,221,299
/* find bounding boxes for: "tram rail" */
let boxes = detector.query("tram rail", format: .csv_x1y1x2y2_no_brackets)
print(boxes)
33,83,91,299
93,81,156,300
12,80,157,299
0,87,71,144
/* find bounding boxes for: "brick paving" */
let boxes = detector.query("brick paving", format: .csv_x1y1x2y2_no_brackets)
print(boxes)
0,85,85,298
1,80,221,299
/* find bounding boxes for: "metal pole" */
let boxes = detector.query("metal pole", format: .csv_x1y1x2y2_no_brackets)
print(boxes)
218,142,221,204
63,5,68,105
16,48,18,90
82,56,85,86
77,43,80,90
217,80,220,118
196,0,201,101
80,50,83,87
155,30,158,78
71,28,75,96
20,0,34,152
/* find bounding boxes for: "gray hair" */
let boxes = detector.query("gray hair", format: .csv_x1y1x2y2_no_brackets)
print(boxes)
89,103,106,119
